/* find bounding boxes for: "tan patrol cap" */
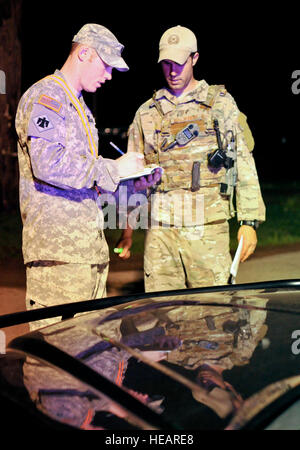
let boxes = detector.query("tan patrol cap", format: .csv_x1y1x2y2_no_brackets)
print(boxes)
158,25,197,65
73,23,129,72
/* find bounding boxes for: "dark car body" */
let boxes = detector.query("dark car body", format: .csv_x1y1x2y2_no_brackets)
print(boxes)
0,280,300,430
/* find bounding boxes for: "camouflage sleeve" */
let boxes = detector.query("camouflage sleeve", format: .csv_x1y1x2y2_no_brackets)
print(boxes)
127,109,146,155
30,137,120,191
95,157,120,193
28,103,120,192
235,111,266,223
215,92,266,223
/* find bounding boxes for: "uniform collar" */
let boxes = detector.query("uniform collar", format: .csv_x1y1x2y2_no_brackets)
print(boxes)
153,80,209,105
54,69,83,100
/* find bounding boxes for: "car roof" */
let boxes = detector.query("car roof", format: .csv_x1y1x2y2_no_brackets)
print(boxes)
1,279,300,430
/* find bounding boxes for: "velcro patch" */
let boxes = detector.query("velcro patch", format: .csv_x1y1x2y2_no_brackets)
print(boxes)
33,114,54,132
38,94,62,113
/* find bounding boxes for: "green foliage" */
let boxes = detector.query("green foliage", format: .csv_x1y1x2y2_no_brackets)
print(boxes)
230,181,300,250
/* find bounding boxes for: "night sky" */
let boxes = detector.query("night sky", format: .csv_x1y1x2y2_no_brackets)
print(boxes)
20,3,299,181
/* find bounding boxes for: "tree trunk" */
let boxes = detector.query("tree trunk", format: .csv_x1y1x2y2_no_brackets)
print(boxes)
0,0,22,211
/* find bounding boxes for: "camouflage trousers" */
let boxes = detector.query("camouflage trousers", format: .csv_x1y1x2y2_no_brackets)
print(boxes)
25,261,109,331
144,221,232,292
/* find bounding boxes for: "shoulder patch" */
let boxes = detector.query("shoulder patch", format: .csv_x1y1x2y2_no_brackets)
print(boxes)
32,114,54,133
206,85,227,107
38,94,62,113
28,103,65,145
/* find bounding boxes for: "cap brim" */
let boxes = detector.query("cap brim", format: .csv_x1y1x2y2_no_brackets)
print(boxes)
111,57,129,72
91,47,129,72
101,54,129,72
158,48,190,65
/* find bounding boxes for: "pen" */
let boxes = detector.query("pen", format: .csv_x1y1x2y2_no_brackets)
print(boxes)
110,141,124,155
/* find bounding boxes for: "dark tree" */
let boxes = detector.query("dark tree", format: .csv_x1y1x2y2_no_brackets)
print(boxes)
0,0,22,210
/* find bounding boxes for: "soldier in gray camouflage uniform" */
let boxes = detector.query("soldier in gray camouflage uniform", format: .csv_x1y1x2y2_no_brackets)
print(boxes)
15,24,147,330
117,25,266,292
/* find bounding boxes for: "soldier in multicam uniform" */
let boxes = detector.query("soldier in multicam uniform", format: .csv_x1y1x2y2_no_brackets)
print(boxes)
23,309,167,429
15,24,151,330
163,297,268,418
117,25,266,292
108,295,269,421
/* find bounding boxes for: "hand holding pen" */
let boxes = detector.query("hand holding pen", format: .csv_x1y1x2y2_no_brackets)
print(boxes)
111,141,145,177
110,141,162,191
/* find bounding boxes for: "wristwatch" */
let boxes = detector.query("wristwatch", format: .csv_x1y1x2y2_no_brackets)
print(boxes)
240,220,260,230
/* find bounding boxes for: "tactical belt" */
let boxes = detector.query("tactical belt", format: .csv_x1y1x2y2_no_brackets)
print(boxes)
150,219,226,228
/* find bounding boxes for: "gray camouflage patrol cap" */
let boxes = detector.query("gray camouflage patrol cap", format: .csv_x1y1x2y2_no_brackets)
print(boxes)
73,24,129,72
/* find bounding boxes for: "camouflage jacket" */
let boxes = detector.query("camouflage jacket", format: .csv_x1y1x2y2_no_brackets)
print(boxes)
15,70,120,264
128,80,266,226
164,301,268,371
